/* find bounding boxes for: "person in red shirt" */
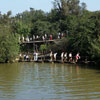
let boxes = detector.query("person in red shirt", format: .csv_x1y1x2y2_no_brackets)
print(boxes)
50,35,52,40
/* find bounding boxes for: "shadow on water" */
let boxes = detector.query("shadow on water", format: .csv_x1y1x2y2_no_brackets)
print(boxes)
74,63,100,74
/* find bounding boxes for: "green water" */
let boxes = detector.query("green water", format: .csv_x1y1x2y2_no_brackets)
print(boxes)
0,62,100,100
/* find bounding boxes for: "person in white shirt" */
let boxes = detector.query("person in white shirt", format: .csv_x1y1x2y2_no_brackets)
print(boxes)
54,53,57,61
64,52,67,62
35,52,38,61
61,52,64,62
69,52,72,62
50,51,53,61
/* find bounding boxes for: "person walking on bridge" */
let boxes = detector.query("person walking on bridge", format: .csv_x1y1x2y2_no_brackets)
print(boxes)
50,51,53,61
61,52,64,62
75,53,80,62
64,52,67,62
50,35,52,40
69,52,72,62
54,53,57,61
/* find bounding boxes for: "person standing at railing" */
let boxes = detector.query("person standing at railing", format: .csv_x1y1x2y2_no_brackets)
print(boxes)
45,34,47,40
22,36,24,42
58,32,61,39
64,52,67,62
24,54,26,61
61,52,64,62
54,53,57,61
75,53,80,62
26,54,29,61
42,36,45,41
50,51,53,61
50,35,52,40
36,35,39,40
33,51,36,61
69,52,72,62
33,35,35,41
35,52,38,61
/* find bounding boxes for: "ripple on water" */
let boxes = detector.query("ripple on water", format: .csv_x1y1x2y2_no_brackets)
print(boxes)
0,63,100,100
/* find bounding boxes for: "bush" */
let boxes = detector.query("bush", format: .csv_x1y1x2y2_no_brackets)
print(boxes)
0,34,19,63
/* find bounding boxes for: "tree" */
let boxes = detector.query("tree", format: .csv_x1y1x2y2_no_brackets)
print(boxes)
40,44,47,54
52,0,85,18
31,20,51,36
0,25,19,63
12,21,30,37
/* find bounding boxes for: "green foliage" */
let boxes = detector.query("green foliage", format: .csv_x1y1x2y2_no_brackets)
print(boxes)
53,0,85,18
40,44,47,51
48,38,69,53
0,33,19,63
90,36,100,59
31,20,51,36
0,12,19,63
12,21,30,37
40,44,47,54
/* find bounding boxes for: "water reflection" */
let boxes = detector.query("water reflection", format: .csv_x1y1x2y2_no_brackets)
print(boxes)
0,63,100,100
0,63,21,99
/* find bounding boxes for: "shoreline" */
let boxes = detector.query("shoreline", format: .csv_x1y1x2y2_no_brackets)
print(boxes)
0,59,97,67
18,59,96,66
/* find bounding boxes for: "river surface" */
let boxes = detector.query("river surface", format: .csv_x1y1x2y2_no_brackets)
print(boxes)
0,62,100,100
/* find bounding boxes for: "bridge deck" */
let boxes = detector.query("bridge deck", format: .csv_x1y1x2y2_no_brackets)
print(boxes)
22,39,56,44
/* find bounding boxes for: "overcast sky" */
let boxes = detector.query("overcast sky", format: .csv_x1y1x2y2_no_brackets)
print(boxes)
0,0,100,15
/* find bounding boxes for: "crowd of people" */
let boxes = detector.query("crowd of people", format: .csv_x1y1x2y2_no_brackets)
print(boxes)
19,51,80,63
19,32,66,42
19,52,38,61
50,51,80,63
19,32,80,63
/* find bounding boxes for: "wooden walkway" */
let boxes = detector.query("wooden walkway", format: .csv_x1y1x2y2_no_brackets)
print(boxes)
18,59,96,66
21,39,56,44
19,59,75,64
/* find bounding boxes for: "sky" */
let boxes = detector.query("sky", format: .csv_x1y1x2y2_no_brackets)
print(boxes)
0,0,100,16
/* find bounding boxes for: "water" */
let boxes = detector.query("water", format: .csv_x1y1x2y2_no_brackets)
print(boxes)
0,62,100,100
